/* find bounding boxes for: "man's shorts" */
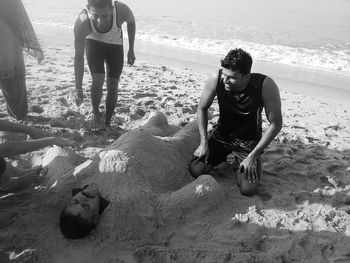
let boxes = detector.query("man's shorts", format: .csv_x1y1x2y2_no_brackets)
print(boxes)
86,39,124,79
204,128,261,173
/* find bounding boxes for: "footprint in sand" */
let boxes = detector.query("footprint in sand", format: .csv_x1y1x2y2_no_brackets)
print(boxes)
132,93,158,99
55,85,69,91
182,105,197,114
332,256,350,263
56,97,69,107
295,157,312,165
325,124,343,131
284,241,306,263
327,164,341,174
0,211,17,229
160,97,175,107
256,185,272,201
29,105,44,114
322,245,350,263
144,100,155,106
174,102,183,107
130,108,146,120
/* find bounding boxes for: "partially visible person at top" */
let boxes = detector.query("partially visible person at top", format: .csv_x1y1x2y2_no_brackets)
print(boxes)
0,0,44,120
190,48,282,196
0,120,78,192
73,0,136,130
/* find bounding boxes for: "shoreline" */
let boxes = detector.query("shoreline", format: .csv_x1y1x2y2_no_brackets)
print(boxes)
34,24,350,102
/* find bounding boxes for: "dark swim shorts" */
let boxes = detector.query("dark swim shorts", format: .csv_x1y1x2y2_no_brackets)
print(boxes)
86,39,124,79
203,127,261,173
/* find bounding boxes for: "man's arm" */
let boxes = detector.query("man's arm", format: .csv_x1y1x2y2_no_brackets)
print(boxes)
193,73,217,161
119,3,136,65
126,18,136,65
239,76,282,183
198,74,217,144
73,12,90,105
250,76,282,157
0,137,78,158
0,120,48,139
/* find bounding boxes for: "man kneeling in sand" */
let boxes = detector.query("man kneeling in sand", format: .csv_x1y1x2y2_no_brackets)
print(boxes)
190,48,282,196
56,112,224,240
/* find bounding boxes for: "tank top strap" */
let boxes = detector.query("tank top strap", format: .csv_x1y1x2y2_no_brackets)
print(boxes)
114,1,120,28
83,9,93,32
216,69,223,92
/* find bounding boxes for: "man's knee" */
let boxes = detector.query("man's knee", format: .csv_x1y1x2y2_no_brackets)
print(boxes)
239,181,258,197
91,74,105,88
189,160,212,178
106,77,120,91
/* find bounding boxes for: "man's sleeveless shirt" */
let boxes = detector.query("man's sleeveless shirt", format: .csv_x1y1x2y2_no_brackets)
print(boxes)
216,70,266,141
85,2,123,45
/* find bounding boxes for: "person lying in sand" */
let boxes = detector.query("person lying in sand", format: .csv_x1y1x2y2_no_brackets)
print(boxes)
50,112,224,244
190,48,282,196
0,119,77,191
73,0,136,130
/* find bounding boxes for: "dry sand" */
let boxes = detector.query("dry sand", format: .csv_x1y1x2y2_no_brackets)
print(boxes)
0,43,350,263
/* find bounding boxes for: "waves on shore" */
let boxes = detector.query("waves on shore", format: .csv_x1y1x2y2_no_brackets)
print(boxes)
31,20,350,75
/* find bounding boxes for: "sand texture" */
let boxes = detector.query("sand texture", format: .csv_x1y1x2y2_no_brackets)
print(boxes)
0,45,350,263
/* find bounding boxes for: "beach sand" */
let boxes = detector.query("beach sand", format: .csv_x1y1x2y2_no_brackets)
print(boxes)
0,37,350,262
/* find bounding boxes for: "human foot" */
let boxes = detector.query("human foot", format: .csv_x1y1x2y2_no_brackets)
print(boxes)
90,113,104,131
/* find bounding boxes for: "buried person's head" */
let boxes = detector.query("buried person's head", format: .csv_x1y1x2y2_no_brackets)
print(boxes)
59,184,109,239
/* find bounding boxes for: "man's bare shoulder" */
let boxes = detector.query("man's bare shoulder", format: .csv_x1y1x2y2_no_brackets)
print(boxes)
201,71,219,94
262,76,279,92
206,71,220,85
74,10,90,37
262,76,281,102
76,9,89,24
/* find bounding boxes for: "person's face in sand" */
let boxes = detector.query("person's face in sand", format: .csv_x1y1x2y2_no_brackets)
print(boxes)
65,184,101,222
221,68,250,92
87,5,113,30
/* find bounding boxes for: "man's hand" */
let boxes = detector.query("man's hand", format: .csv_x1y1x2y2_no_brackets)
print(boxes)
239,155,259,184
127,50,136,66
27,127,51,139
192,142,209,164
74,89,84,106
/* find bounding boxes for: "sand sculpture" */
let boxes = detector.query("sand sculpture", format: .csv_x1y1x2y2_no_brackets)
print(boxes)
0,111,224,262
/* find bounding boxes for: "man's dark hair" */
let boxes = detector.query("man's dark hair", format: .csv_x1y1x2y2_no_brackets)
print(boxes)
221,48,252,75
87,0,112,8
59,209,97,239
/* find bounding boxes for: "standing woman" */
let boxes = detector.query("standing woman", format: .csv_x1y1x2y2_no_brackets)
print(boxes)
0,0,43,120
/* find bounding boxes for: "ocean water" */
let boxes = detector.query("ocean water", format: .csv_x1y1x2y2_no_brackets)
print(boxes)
22,0,350,75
